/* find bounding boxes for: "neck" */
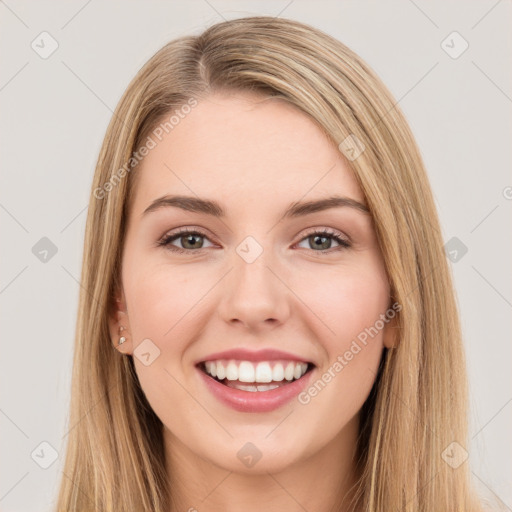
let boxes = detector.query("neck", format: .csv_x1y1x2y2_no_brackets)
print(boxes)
164,414,362,512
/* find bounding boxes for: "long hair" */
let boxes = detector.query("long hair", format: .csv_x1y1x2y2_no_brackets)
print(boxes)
56,16,483,511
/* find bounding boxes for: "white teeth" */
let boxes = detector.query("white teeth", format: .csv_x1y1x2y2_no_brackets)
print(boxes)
205,361,217,377
226,361,238,381
238,361,255,382
255,362,273,383
233,383,259,392
256,383,280,391
284,362,295,381
272,363,284,382
203,359,309,383
216,361,226,380
226,382,281,392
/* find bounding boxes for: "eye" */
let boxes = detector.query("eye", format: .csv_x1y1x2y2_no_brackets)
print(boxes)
295,228,351,253
157,227,351,255
157,227,214,254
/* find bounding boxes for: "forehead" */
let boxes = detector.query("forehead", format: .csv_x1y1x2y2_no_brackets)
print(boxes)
130,91,364,217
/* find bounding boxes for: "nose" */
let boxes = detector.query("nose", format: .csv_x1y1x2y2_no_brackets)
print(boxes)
217,246,291,333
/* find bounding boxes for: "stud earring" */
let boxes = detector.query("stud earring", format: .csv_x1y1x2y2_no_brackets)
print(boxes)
118,325,127,346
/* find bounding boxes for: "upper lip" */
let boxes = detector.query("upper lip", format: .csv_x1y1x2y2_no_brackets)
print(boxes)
196,348,315,365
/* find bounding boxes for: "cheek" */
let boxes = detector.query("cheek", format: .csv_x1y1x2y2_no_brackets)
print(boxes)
295,266,389,416
294,262,390,346
124,259,207,344
122,263,207,429
296,262,389,396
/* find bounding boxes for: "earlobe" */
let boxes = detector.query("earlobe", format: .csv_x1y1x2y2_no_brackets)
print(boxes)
382,313,399,349
383,332,397,349
109,293,133,355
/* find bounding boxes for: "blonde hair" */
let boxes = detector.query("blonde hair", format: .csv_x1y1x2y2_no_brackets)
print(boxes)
56,16,483,511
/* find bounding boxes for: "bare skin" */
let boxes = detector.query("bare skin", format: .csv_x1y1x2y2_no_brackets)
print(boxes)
109,91,397,512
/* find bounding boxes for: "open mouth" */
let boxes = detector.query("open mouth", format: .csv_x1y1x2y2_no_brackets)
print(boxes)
198,359,315,392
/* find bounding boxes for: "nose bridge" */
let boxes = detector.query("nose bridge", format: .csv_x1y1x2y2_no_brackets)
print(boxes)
218,234,290,328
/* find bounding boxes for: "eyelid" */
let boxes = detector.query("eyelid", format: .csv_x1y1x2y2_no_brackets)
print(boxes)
157,226,218,248
299,226,351,244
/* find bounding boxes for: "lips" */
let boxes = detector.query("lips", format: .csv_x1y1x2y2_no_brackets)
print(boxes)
195,348,315,412
196,348,314,364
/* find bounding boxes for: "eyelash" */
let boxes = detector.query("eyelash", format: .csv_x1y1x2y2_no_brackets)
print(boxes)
157,227,351,255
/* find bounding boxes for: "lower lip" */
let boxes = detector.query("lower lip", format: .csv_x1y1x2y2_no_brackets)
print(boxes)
197,366,314,413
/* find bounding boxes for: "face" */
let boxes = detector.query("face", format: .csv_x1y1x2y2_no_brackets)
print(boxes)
109,90,396,474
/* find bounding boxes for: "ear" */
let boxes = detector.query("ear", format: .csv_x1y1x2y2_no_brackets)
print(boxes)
108,288,134,355
382,306,400,349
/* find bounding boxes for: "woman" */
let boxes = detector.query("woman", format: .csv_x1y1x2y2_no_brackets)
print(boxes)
56,16,484,512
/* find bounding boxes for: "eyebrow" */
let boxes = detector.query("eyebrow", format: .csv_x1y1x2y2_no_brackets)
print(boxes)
142,194,370,219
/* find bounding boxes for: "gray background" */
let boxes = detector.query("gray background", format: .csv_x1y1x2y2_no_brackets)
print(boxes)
1,1,511,510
